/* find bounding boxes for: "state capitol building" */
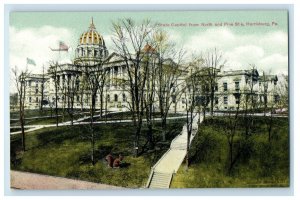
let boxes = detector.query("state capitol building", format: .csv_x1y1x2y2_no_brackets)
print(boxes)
23,19,279,113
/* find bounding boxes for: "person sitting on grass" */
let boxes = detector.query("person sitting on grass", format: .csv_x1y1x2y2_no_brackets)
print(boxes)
105,153,114,168
113,155,123,168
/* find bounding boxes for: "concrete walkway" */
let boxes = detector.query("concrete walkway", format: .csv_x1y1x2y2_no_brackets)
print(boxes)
147,114,203,188
10,115,186,135
11,170,122,190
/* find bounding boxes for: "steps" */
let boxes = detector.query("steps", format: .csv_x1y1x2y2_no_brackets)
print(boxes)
148,172,173,188
146,114,203,188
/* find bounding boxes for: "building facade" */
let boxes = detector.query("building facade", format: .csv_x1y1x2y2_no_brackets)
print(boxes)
23,19,279,112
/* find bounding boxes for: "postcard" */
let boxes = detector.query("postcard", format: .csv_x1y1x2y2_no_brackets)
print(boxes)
9,10,289,189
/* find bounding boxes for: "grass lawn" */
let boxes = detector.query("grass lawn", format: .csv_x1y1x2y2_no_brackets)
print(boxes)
10,108,70,119
82,112,186,122
10,109,90,126
10,128,30,132
11,119,185,188
171,116,289,188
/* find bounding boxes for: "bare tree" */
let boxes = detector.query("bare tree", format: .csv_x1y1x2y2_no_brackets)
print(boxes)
10,93,18,111
12,66,29,151
39,65,47,111
111,18,154,157
223,99,241,173
184,66,198,169
64,71,80,126
260,71,270,116
75,57,107,165
141,47,158,150
202,48,226,116
189,56,211,121
277,74,288,110
153,30,186,141
48,61,60,127
241,64,259,137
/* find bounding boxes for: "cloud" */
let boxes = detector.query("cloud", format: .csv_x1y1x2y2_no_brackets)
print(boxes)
258,53,288,75
183,28,288,74
9,26,74,75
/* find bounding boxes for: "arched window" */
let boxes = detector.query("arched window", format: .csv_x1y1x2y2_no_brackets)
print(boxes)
114,94,118,102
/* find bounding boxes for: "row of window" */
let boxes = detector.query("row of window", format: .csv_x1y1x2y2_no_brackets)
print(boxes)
219,81,240,92
77,48,105,57
74,94,127,103
28,96,39,103
27,80,44,87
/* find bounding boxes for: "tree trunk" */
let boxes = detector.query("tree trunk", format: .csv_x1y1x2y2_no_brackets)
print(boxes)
90,94,96,165
147,124,154,150
268,109,273,142
161,117,167,141
19,81,26,152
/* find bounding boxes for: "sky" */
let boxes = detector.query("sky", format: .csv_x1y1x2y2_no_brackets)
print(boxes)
9,11,288,83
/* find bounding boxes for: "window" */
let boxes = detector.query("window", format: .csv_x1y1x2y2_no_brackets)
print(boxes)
107,94,110,102
235,96,240,104
36,97,39,103
215,97,219,104
274,95,280,103
215,84,218,91
122,94,126,102
29,97,32,103
114,94,118,102
223,82,227,92
224,96,228,105
35,88,39,94
172,95,176,103
114,66,118,76
28,80,32,87
77,96,80,102
235,81,240,91
87,49,92,57
182,98,185,104
62,75,65,82
76,80,80,90
57,75,60,86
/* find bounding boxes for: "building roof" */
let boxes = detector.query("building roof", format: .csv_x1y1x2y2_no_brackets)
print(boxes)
79,18,105,46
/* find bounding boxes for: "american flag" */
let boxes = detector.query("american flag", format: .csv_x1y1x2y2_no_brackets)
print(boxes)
50,41,69,52
59,41,69,51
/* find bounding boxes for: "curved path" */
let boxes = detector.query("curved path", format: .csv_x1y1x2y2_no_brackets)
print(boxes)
10,115,186,135
11,170,122,190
